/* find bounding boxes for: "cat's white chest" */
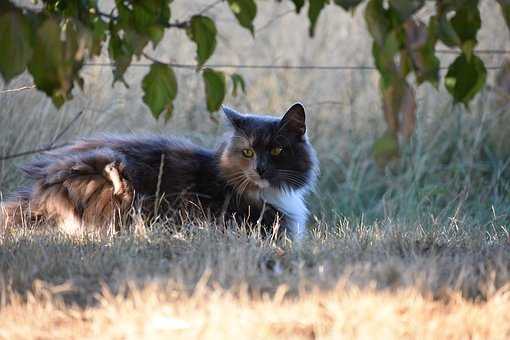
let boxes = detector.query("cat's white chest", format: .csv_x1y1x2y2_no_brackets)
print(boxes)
260,188,308,241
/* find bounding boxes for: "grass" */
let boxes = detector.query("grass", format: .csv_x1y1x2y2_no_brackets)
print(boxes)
1,0,510,338
1,218,510,339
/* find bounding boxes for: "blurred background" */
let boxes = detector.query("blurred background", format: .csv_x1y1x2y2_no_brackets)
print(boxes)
1,0,509,228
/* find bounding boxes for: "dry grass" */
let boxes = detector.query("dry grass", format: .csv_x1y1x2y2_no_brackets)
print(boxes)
1,0,510,338
1,221,510,339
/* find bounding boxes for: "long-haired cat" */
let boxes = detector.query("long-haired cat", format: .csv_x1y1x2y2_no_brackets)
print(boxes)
1,103,318,240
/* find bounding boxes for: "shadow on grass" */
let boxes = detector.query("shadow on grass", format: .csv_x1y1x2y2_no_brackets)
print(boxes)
1,219,510,308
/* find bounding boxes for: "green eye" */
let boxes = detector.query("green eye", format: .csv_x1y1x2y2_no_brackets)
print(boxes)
270,147,283,156
242,148,255,158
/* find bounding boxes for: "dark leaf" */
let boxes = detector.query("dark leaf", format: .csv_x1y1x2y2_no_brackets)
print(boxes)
364,0,391,45
230,73,246,97
203,68,226,112
372,31,400,89
445,54,487,105
333,0,363,11
108,29,133,85
0,10,33,83
291,0,305,13
372,131,399,168
388,0,424,20
187,15,217,67
404,18,440,87
142,62,178,120
227,0,257,34
437,14,460,47
497,0,510,33
27,18,84,107
451,5,481,57
308,0,328,37
90,17,108,56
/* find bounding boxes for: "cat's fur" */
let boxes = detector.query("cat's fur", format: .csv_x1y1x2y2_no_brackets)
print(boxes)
1,103,318,240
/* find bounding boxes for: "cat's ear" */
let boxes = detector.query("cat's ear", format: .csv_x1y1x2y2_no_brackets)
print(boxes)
222,105,244,130
280,102,306,136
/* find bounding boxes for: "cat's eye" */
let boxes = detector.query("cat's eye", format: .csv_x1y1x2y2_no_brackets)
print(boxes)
242,148,255,158
270,147,283,156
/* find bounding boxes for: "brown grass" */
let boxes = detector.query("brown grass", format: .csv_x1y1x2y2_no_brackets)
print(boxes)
0,219,510,339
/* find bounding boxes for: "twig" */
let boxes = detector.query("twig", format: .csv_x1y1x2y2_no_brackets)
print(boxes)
0,85,35,95
0,143,69,161
197,0,224,16
0,110,85,162
50,110,84,145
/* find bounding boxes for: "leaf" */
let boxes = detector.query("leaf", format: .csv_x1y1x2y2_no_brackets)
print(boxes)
0,10,33,83
364,0,391,45
451,5,481,58
227,0,257,34
372,131,399,168
372,31,400,89
203,68,226,112
27,18,78,107
497,0,510,33
108,29,133,85
187,15,217,67
90,17,108,56
437,13,460,47
445,54,487,105
404,18,440,87
388,0,424,20
291,0,305,13
230,73,246,97
308,0,328,37
142,62,178,120
333,0,363,11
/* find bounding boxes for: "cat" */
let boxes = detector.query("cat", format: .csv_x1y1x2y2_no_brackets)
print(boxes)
1,103,319,240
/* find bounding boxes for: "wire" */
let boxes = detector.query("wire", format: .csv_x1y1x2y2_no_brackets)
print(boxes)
83,62,504,70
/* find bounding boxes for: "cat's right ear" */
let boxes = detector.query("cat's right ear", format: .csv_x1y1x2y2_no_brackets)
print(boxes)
222,105,244,130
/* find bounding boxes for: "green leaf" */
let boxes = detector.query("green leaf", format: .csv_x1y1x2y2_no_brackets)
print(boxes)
203,68,226,112
308,0,328,37
108,29,133,85
451,5,481,58
364,0,391,46
90,17,108,56
372,131,399,168
27,18,75,107
0,10,33,83
230,73,246,97
227,0,257,34
437,13,460,47
142,62,178,120
372,31,400,89
334,0,363,11
291,0,305,13
497,0,510,33
187,15,217,67
388,0,424,20
445,54,487,105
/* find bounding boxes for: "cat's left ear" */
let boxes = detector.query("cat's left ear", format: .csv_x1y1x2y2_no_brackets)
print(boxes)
222,105,244,130
280,103,306,136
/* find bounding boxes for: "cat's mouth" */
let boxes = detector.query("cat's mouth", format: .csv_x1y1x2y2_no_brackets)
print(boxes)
246,173,270,190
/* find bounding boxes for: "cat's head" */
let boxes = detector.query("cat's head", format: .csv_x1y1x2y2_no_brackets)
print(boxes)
218,103,318,195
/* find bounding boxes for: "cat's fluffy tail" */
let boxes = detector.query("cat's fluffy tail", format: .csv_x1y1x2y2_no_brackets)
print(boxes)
1,148,134,234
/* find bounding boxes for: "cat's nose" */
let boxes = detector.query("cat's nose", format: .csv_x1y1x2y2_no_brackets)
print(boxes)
256,166,266,177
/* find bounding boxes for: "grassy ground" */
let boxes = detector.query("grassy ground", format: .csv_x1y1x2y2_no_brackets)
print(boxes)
1,1,510,338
